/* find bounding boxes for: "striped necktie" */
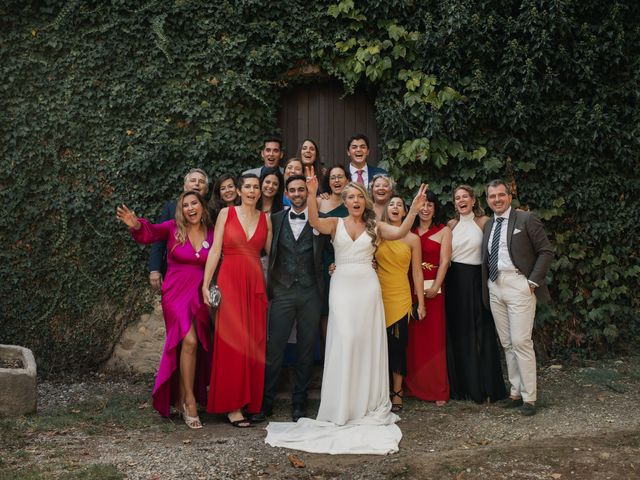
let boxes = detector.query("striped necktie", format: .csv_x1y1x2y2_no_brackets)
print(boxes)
489,217,504,282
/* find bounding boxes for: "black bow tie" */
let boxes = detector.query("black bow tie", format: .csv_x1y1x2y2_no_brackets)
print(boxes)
290,212,306,220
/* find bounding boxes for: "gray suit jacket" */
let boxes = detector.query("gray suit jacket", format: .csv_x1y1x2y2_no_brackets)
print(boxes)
481,209,554,308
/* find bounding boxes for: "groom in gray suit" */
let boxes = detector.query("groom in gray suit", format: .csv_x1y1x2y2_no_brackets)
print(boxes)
482,179,553,416
252,174,327,423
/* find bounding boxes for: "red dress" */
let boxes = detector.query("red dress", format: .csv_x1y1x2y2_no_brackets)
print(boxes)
405,224,450,402
207,207,268,414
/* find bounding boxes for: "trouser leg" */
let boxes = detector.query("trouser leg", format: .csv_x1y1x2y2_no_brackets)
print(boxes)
504,275,537,402
489,277,521,398
263,285,296,410
291,285,322,406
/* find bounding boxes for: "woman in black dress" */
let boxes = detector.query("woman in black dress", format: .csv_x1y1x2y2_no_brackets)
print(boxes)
445,185,508,403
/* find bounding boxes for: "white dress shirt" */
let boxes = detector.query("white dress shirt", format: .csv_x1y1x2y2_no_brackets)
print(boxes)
349,164,369,187
289,207,308,240
488,207,517,272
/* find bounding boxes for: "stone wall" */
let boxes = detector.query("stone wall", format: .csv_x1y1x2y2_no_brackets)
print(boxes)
105,298,165,374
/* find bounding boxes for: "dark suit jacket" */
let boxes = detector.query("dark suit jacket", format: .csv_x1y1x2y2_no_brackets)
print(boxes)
481,209,554,308
367,164,388,179
147,200,176,274
267,210,328,300
346,163,388,185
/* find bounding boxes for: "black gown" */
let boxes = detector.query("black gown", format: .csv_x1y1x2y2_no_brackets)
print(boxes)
445,214,508,403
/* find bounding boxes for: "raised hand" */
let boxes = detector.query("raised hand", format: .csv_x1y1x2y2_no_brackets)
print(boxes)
305,165,319,196
116,204,141,229
409,183,429,214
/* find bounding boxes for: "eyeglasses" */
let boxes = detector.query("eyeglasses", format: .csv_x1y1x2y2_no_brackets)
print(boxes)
330,175,346,181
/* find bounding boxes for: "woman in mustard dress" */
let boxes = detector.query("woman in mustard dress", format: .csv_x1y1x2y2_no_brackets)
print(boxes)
375,195,425,412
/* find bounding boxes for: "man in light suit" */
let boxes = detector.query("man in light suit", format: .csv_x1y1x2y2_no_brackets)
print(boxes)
243,136,284,176
346,133,387,187
482,179,553,416
252,174,327,423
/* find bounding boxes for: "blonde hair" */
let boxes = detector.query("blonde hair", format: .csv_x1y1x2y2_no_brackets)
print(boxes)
452,184,484,220
173,191,212,251
341,182,378,248
369,174,395,200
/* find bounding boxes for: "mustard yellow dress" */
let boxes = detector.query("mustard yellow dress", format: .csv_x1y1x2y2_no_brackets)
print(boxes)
375,239,412,375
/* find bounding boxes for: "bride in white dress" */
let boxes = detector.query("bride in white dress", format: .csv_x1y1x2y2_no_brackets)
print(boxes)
265,168,427,455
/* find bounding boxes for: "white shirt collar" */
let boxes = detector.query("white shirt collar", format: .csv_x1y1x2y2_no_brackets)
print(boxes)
494,206,512,221
349,163,368,174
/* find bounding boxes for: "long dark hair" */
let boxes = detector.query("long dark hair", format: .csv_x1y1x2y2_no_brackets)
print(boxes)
257,167,284,213
299,138,326,192
209,173,238,222
413,190,443,229
322,164,351,194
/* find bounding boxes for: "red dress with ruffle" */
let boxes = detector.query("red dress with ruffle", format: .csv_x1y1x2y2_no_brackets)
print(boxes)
405,224,450,402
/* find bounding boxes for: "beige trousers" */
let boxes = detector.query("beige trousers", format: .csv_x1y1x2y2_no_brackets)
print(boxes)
488,271,537,402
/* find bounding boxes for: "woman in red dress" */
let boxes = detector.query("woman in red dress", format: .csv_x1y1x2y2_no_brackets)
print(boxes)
202,174,272,427
405,190,452,406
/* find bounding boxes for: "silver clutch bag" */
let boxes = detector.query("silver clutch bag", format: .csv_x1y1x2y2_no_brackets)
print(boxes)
208,284,222,308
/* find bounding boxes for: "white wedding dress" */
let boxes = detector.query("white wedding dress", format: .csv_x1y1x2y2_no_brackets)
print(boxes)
265,218,401,455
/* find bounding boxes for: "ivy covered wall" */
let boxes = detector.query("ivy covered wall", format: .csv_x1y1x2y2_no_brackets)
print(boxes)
1,0,638,373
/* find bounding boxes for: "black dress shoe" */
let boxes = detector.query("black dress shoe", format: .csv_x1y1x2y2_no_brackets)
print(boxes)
520,402,537,416
249,408,272,423
292,405,307,422
501,397,524,409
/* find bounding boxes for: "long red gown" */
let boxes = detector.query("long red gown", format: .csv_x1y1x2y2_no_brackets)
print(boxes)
207,207,268,414
405,224,450,402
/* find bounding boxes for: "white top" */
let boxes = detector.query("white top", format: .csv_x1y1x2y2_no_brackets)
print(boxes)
451,212,483,265
487,207,517,272
288,207,308,240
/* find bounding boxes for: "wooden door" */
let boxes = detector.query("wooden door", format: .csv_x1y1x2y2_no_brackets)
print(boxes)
278,81,379,169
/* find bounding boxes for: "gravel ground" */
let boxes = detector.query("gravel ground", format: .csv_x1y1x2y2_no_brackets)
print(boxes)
2,358,639,479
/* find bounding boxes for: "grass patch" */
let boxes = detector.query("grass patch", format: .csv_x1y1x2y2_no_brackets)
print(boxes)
60,464,124,479
576,367,621,385
576,367,628,393
0,390,163,453
26,393,159,435
0,463,123,480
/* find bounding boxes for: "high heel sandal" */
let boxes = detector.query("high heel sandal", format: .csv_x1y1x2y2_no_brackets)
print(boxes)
390,390,404,413
182,403,203,429
226,413,252,428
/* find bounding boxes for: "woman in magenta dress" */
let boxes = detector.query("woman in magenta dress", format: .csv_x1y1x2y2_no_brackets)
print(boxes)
202,174,272,427
405,190,452,406
116,191,213,428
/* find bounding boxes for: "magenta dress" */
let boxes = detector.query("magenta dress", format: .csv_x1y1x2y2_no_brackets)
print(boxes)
130,219,213,417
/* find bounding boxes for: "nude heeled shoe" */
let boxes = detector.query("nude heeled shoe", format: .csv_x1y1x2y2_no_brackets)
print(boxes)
182,403,203,429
